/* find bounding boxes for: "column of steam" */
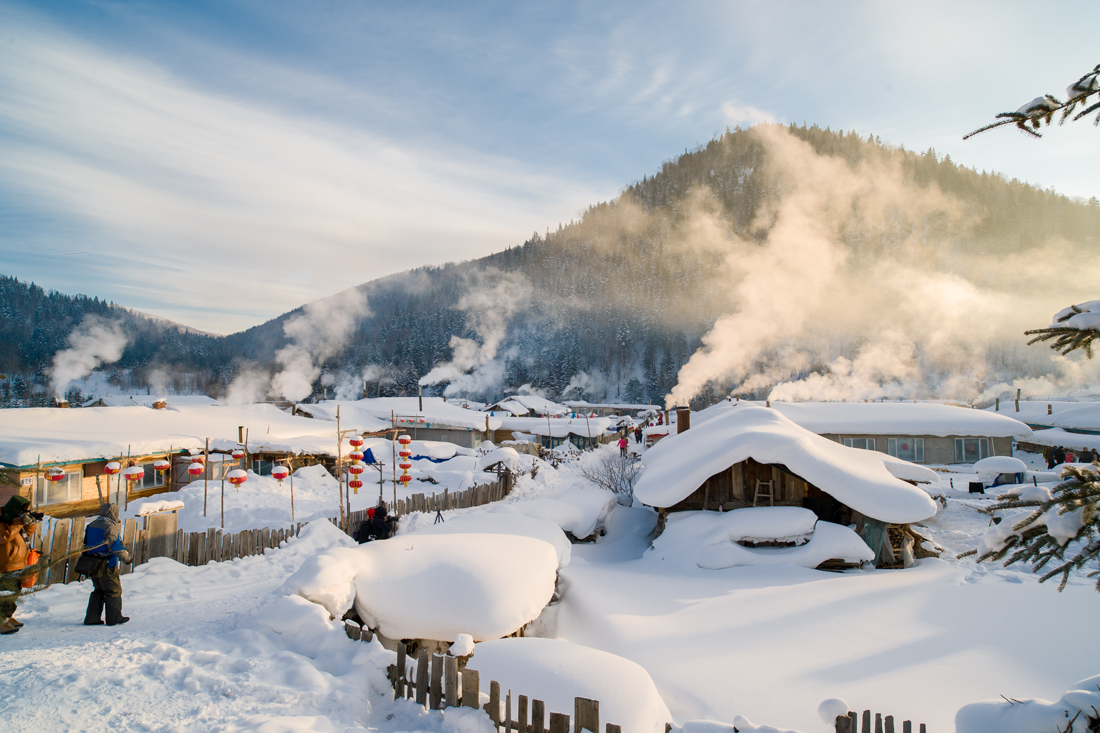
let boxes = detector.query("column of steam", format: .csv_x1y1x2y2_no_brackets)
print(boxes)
397,434,412,510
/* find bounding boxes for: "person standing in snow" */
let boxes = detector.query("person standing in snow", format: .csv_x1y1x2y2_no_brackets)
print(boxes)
634,426,643,444
366,504,394,541
0,496,42,634
617,436,628,457
82,503,132,627
355,507,376,544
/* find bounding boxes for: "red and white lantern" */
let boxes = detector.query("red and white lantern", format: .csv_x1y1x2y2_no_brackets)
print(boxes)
153,459,171,473
349,478,363,491
231,448,245,460
187,463,204,477
190,455,204,464
123,465,145,483
348,461,366,476
271,465,290,482
103,462,121,476
45,467,66,482
227,469,247,487
348,450,364,462
348,436,364,448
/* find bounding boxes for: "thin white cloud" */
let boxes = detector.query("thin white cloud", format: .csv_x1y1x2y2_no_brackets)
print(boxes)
0,8,609,333
721,102,777,127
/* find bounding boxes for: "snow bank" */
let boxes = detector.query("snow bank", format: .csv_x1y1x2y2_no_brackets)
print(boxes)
1021,426,1100,451
971,456,1027,478
649,511,873,569
634,405,938,524
476,447,525,473
470,638,672,733
509,486,617,539
955,674,1100,733
411,440,458,461
287,530,559,642
710,507,818,545
400,507,572,568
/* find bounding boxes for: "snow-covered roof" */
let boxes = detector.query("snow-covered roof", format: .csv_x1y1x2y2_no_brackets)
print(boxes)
85,394,220,408
983,400,1100,431
564,401,661,411
0,404,375,467
489,394,570,416
469,638,672,733
702,400,1032,439
971,456,1028,477
1019,427,1100,452
496,416,614,438
634,405,938,523
307,398,501,432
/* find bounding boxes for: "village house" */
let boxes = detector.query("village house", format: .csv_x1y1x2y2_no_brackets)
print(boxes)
633,403,941,567
984,399,1100,455
490,415,620,451
756,401,1033,464
564,400,661,417
0,401,379,516
485,394,570,417
301,397,501,450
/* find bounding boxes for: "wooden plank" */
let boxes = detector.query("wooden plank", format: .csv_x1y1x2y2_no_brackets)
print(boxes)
549,713,569,733
120,519,137,575
574,698,599,733
188,531,200,566
415,650,429,707
488,680,501,725
518,695,528,733
198,530,209,566
902,723,912,733
47,519,66,585
461,669,480,708
444,654,458,708
133,529,148,569
884,716,894,733
506,690,512,733
146,512,177,559
862,710,872,733
395,644,407,700
207,528,217,563
875,713,883,733
175,529,185,563
261,526,271,552
531,700,545,733
430,653,443,709
64,518,86,583
605,726,621,733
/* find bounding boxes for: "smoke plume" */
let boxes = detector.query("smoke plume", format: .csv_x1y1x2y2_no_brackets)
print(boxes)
420,270,530,395
664,125,1100,407
50,316,129,399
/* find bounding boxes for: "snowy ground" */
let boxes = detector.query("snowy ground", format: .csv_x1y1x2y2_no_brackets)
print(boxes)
3,444,1098,732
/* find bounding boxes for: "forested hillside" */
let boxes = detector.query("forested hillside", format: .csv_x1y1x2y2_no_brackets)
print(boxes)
4,123,1099,406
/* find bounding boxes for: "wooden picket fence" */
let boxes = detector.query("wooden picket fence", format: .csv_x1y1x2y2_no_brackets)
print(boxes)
835,710,926,733
381,642,623,733
25,476,510,586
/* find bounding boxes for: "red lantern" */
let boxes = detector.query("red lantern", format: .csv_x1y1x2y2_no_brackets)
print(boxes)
348,462,365,476
271,465,290,482
231,448,245,460
397,434,411,445
103,462,121,476
190,455,204,464
123,465,145,483
399,474,411,484
349,437,364,448
153,459,171,473
399,462,412,471
399,450,412,458
348,450,364,462
45,467,66,482
187,463,204,477
349,479,363,491
227,469,247,487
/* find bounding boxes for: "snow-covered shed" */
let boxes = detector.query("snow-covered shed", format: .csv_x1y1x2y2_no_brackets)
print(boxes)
304,398,501,449
491,415,618,451
729,401,1033,464
564,400,662,417
633,404,939,566
486,394,571,417
985,400,1100,454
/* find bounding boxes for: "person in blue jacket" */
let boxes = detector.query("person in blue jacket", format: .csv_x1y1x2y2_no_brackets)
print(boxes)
82,503,132,626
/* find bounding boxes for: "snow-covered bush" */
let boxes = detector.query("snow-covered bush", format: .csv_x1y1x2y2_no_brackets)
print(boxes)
580,451,642,504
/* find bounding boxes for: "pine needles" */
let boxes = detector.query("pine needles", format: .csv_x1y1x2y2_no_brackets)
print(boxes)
964,63,1100,140
1025,303,1099,358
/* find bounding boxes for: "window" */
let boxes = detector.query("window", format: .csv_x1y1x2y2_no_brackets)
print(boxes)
36,469,83,505
954,437,990,463
888,438,925,463
252,459,273,476
842,438,876,451
135,463,166,491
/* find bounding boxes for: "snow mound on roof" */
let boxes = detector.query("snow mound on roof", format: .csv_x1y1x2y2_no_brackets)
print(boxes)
476,447,524,473
469,638,671,733
634,405,937,524
400,508,571,568
713,506,818,545
130,499,185,516
649,511,873,569
353,534,557,642
509,486,617,538
410,440,457,461
955,674,1100,733
972,456,1027,477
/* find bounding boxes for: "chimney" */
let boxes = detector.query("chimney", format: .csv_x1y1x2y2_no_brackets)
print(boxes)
238,426,245,443
153,398,167,410
56,400,70,408
676,406,691,434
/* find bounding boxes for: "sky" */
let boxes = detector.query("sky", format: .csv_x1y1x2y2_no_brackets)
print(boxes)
0,0,1098,335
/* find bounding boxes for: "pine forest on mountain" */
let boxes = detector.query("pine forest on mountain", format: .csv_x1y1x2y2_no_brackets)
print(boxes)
2,123,1099,407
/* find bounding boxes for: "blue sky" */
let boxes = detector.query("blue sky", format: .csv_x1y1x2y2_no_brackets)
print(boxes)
0,0,1097,334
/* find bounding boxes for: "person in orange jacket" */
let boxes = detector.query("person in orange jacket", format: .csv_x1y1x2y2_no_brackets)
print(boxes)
0,495,42,634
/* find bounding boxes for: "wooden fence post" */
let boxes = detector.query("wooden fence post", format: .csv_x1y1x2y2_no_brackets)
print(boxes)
902,722,912,733
120,518,137,575
875,713,883,733
65,517,87,583
606,726,621,733
488,681,501,726
461,669,480,708
549,712,569,733
862,710,871,733
531,700,545,733
884,716,894,733
415,650,429,707
518,695,529,733
444,655,458,708
574,698,599,733
395,644,406,700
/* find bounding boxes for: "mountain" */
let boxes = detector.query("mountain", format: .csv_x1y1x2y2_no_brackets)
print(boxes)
4,123,1100,406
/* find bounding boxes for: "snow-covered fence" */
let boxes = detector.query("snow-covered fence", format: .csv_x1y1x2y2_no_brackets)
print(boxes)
835,709,926,733
365,477,509,524
387,645,622,733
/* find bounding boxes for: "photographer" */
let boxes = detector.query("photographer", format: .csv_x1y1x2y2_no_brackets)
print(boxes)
0,495,43,635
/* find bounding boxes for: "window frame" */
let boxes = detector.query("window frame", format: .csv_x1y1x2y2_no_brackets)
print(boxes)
36,468,83,505
887,437,925,463
842,437,876,451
